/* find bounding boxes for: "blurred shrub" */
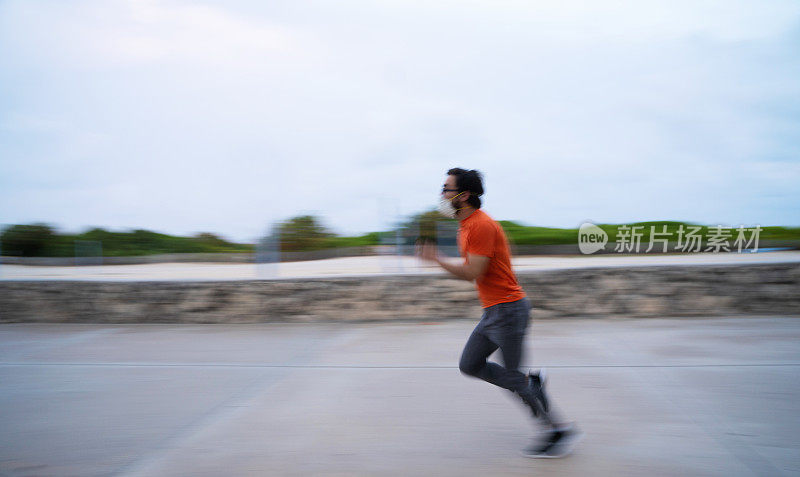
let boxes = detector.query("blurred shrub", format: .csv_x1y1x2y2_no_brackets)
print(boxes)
0,223,56,256
0,224,253,257
397,209,456,243
268,216,384,251
276,215,335,251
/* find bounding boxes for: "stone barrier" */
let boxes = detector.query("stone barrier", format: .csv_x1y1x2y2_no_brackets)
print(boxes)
0,263,798,323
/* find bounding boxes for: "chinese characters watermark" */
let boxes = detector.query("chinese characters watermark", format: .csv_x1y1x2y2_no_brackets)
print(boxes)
578,222,762,255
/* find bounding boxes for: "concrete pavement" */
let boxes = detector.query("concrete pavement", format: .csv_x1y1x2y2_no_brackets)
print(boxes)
2,250,800,282
1,317,799,476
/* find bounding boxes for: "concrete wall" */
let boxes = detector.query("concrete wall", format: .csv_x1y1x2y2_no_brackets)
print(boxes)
1,263,798,323
4,240,797,266
0,247,376,266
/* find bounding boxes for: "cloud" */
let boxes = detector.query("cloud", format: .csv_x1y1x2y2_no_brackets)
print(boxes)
0,0,314,69
1,0,798,240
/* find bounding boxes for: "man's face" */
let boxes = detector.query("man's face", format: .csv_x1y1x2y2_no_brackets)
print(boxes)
442,175,467,206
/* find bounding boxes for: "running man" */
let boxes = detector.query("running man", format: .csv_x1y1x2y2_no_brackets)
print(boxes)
416,167,581,458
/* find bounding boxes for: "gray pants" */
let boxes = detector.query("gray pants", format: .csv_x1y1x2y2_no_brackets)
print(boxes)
459,298,531,395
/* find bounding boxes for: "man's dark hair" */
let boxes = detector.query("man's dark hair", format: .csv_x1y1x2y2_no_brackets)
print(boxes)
447,168,484,209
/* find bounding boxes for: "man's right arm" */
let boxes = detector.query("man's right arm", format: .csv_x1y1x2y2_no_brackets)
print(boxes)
435,253,489,282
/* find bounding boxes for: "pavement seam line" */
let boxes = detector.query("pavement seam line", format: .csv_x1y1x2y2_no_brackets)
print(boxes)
1,363,800,369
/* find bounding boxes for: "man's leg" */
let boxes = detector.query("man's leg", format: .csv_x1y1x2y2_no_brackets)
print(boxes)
460,302,565,422
492,305,555,423
504,303,581,457
458,327,502,384
458,304,531,396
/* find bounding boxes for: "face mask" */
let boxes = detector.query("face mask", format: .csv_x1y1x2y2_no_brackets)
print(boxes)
438,191,465,218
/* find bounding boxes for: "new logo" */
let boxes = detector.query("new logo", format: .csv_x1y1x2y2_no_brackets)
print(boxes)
578,222,608,254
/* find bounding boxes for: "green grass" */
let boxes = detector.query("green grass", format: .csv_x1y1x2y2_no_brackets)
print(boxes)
499,220,800,246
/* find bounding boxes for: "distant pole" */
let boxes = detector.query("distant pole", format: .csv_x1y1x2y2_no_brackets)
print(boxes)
395,228,403,273
256,226,280,279
437,220,459,258
74,240,102,266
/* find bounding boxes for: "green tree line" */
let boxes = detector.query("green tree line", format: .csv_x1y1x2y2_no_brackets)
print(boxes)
2,216,798,257
0,224,254,257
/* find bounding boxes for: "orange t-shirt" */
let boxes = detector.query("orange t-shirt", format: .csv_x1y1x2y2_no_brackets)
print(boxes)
458,209,526,308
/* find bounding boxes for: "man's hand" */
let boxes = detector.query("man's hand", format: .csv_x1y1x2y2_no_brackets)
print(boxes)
415,237,490,281
415,239,440,264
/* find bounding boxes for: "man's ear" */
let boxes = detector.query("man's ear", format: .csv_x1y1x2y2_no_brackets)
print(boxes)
459,191,471,205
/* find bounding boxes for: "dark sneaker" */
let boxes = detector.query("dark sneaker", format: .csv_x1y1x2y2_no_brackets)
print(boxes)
522,424,583,459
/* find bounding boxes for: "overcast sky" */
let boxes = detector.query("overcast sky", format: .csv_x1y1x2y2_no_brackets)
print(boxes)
1,0,798,242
